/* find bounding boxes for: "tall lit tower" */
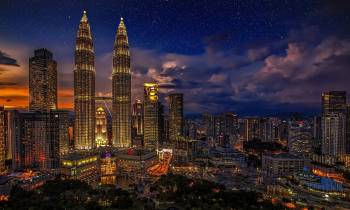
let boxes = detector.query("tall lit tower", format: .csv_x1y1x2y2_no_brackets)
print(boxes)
112,17,131,148
96,107,108,147
74,11,96,150
29,48,57,112
143,83,159,150
169,93,184,143
132,99,143,136
0,106,5,172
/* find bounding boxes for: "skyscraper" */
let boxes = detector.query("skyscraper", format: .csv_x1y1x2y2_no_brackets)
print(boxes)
96,107,108,147
143,83,159,150
29,48,57,112
322,113,346,156
321,91,347,157
288,120,312,157
322,91,346,115
169,93,184,143
55,110,70,155
12,111,62,172
112,17,131,148
0,106,5,172
74,11,95,150
132,99,143,136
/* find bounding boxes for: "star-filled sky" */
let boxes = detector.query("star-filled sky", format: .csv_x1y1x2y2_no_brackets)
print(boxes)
0,0,350,115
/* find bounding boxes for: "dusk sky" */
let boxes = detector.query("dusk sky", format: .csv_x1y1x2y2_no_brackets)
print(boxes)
0,0,350,115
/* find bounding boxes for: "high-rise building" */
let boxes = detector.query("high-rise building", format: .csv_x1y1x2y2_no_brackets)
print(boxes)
260,117,280,142
288,120,312,157
169,93,184,143
321,91,347,157
112,18,131,148
132,99,143,136
313,116,322,153
55,110,70,155
322,91,346,115
12,111,63,172
158,101,165,145
3,109,14,161
0,106,6,172
29,48,57,112
322,113,346,157
74,11,96,150
243,117,260,141
96,107,108,147
143,83,159,150
203,113,214,140
346,105,350,153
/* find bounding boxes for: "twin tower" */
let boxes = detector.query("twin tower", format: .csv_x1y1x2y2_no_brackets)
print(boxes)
74,11,131,150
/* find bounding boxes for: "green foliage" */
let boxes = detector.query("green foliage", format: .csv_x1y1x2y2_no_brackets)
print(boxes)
5,179,134,210
2,175,279,210
151,174,279,210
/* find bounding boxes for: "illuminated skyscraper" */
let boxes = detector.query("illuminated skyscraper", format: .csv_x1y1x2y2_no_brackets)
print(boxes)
55,110,70,155
112,17,131,148
29,48,57,112
322,91,346,115
132,100,143,136
0,106,5,172
321,91,347,156
322,113,346,157
143,83,159,150
288,120,312,157
96,107,108,147
74,11,96,150
169,93,183,142
12,111,62,172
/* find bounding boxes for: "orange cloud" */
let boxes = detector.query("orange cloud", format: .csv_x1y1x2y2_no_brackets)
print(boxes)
0,85,73,110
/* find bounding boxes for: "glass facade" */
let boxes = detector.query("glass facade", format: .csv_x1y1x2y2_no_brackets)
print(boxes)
169,93,183,143
74,11,96,150
29,49,57,112
112,18,131,148
143,83,159,150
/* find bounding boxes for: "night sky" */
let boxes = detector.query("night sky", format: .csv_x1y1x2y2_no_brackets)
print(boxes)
0,0,350,115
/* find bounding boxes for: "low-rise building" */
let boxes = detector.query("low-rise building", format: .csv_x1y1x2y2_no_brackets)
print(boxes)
262,153,307,177
60,152,99,186
100,152,116,185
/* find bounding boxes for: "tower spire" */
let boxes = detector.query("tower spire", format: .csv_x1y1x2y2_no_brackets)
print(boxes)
112,17,131,148
81,10,88,22
74,10,96,150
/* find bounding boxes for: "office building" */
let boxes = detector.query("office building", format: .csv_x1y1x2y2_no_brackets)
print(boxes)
112,17,131,148
169,93,184,142
74,11,96,150
143,83,159,150
288,120,312,157
322,113,346,157
100,152,116,185
262,153,307,177
96,107,108,147
132,99,143,136
0,107,5,172
29,48,57,111
12,111,63,172
55,110,70,155
61,152,99,186
322,91,346,115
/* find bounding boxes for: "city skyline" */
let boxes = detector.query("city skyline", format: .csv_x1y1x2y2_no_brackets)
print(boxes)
1,1,350,115
1,2,350,209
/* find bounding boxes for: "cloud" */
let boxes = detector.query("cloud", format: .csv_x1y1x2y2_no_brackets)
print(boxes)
236,36,350,107
0,82,17,86
0,50,20,67
2,25,350,115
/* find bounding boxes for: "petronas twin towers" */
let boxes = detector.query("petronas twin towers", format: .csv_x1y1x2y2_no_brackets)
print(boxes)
74,11,131,150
